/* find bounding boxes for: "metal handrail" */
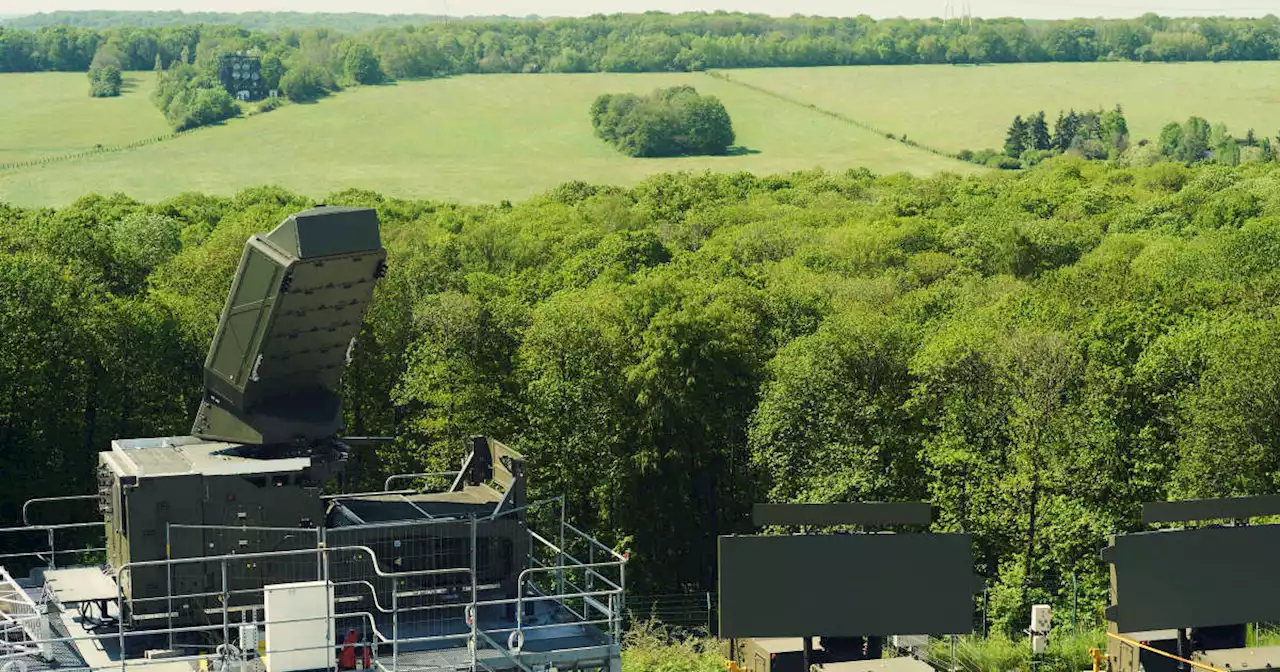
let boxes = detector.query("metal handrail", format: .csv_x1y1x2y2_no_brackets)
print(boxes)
22,495,101,526
3,492,627,672
384,471,460,491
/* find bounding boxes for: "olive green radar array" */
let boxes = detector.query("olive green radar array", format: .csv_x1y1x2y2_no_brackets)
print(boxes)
191,206,387,447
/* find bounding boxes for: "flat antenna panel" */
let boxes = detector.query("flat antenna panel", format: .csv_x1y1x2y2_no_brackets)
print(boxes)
718,533,981,638
1104,523,1280,631
193,206,386,445
1142,495,1280,524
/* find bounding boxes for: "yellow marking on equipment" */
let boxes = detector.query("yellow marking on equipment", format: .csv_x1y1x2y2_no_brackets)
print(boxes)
1106,632,1228,672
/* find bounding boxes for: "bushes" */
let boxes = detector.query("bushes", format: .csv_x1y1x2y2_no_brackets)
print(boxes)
88,64,122,97
251,96,283,114
280,64,337,102
342,43,384,85
590,86,735,158
88,42,123,97
152,63,239,131
620,621,724,672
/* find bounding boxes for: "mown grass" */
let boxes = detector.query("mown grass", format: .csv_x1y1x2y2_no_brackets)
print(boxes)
0,71,974,207
725,62,1280,156
0,71,170,165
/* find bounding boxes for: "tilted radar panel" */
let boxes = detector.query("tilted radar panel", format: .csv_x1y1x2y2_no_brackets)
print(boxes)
193,206,386,445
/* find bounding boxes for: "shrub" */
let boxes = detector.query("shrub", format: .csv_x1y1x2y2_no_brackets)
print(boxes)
88,64,122,97
152,63,239,130
342,43,384,85
253,97,283,114
280,64,335,102
590,86,735,157
620,620,723,672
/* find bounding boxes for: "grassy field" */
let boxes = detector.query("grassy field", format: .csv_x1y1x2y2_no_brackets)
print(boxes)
0,72,974,207
0,71,170,165
723,62,1280,156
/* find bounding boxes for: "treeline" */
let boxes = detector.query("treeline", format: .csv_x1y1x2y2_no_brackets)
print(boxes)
961,107,1131,168
590,86,736,157
2,11,466,32
4,158,1280,635
963,107,1280,170
2,12,1280,78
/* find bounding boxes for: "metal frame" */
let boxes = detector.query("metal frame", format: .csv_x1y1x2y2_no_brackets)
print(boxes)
0,488,627,672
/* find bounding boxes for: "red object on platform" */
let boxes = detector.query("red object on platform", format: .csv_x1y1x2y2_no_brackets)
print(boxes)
361,645,372,669
339,629,358,669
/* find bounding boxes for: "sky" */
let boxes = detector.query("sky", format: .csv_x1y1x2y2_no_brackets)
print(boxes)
2,0,1276,19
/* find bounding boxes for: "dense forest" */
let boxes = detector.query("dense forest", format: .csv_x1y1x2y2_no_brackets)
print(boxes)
3,157,1280,634
2,11,471,32
1,11,1279,79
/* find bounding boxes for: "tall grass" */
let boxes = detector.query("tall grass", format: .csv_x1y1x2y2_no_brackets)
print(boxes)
932,629,1105,672
621,620,725,672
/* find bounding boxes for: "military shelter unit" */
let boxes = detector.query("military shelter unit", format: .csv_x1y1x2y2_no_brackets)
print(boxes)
217,51,268,101
720,502,981,672
0,206,627,672
725,638,935,672
1104,495,1280,672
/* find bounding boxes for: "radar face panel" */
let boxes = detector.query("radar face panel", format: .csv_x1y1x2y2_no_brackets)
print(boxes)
195,206,386,445
718,533,980,638
1105,523,1280,632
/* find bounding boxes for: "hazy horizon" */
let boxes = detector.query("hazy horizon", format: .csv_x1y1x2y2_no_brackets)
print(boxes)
3,0,1277,20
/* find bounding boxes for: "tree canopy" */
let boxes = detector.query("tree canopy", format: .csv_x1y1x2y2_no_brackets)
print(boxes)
591,86,736,157
3,158,1280,635
2,11,1279,79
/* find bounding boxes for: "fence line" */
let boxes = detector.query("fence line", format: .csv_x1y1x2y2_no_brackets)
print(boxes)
0,128,199,173
703,69,973,165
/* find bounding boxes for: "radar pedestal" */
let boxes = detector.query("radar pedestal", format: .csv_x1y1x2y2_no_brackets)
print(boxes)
97,206,389,627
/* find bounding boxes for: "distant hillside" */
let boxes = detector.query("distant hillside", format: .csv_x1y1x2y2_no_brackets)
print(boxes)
0,10,537,31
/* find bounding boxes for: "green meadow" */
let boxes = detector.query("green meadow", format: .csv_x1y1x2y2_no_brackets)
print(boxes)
723,61,1280,155
0,71,973,207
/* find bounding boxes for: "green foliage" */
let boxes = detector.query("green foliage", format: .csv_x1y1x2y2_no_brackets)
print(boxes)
4,12,1280,78
87,41,123,97
934,630,1105,672
341,43,383,85
591,86,736,157
1150,115,1258,166
259,52,284,90
88,63,121,97
6,159,1280,628
620,621,724,672
1004,115,1029,158
151,62,238,130
972,106,1132,168
280,63,335,102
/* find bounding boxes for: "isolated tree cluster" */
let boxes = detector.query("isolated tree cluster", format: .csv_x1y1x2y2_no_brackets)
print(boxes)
87,42,123,97
590,86,736,158
960,106,1131,169
152,60,238,131
961,104,1279,171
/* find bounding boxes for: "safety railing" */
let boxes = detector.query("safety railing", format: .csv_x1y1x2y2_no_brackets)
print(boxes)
383,471,461,492
0,565,48,661
0,492,627,672
0,493,105,569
